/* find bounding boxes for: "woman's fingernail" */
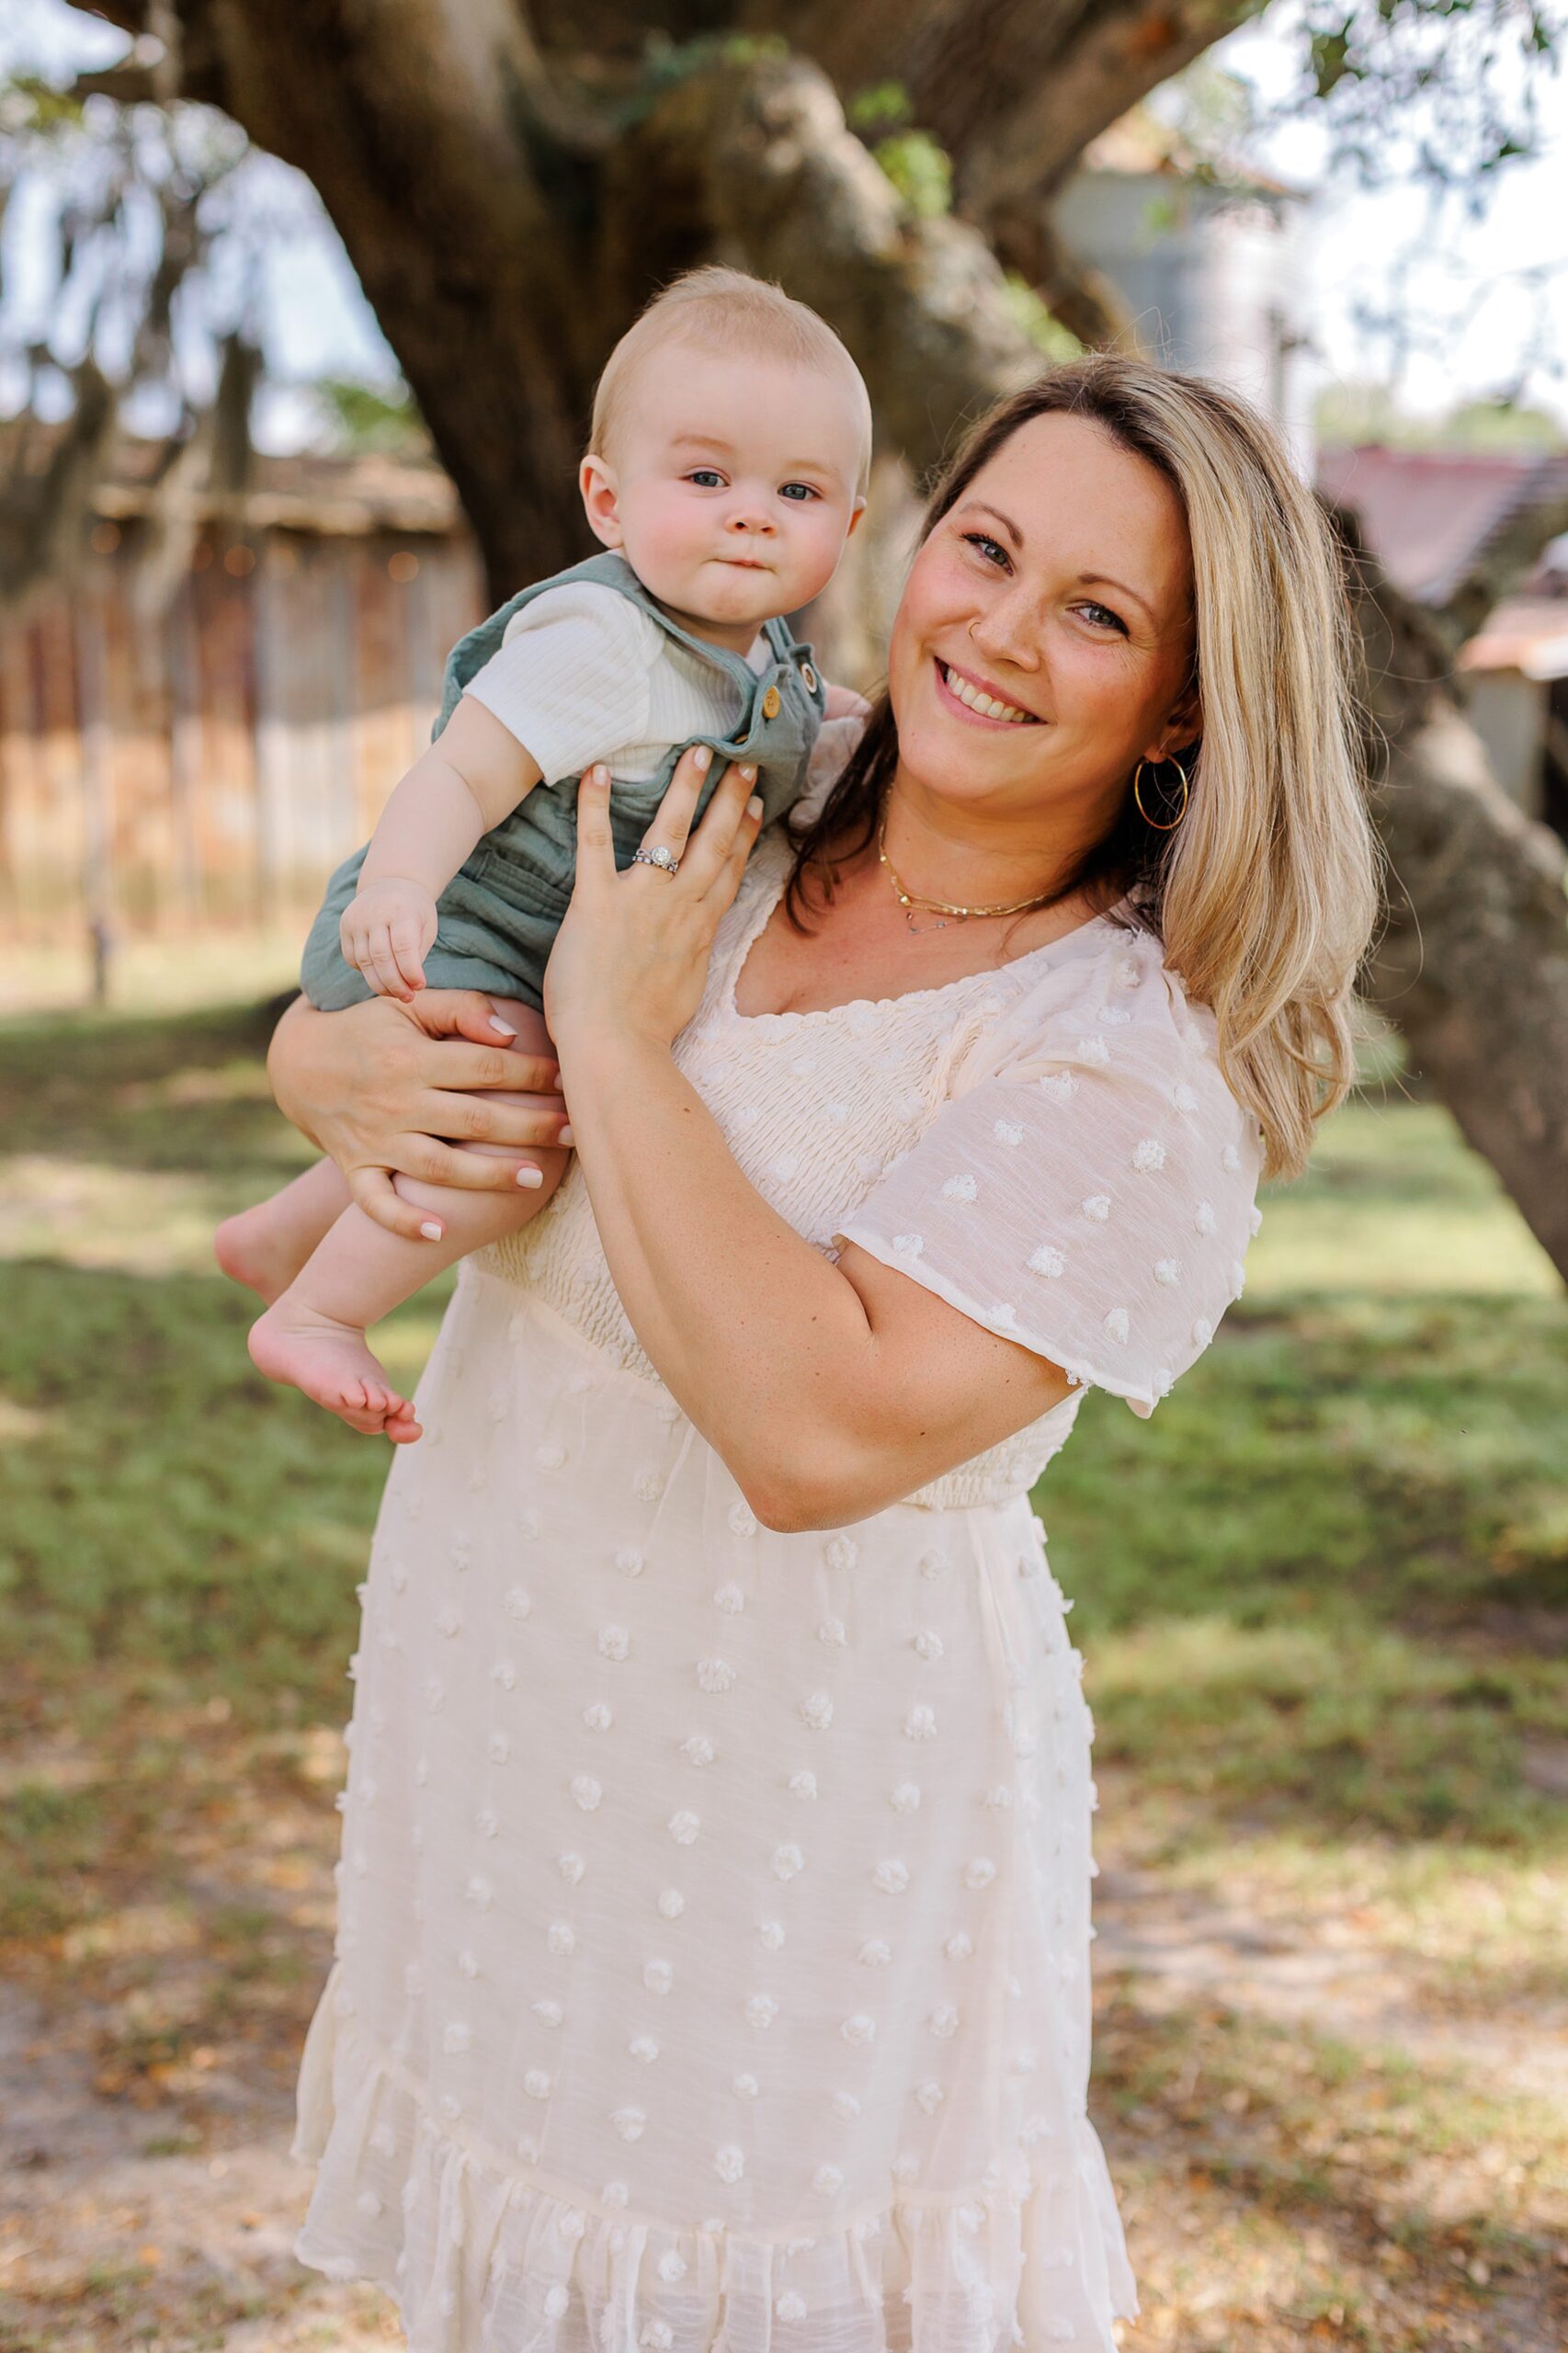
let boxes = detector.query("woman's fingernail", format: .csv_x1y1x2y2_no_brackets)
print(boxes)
695,745,712,772
591,764,609,786
559,1124,575,1147
747,795,763,818
739,763,756,782
517,1165,543,1188
420,1220,443,1240
489,1014,517,1037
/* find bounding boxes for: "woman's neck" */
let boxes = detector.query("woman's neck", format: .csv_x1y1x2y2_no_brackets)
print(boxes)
881,764,1111,917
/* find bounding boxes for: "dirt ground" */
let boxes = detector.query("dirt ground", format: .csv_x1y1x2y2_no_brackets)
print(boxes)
2,1705,1562,2353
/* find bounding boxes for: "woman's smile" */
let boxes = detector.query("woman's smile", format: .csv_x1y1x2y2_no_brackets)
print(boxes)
933,654,1042,727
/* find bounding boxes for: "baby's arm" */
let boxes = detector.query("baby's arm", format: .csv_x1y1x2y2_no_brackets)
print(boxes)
342,697,544,1000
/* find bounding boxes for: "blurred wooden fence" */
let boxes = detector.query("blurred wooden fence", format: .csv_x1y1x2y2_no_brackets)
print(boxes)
0,448,484,950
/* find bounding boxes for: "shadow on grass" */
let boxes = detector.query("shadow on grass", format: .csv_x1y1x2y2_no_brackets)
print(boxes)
4,996,1565,1860
0,1256,392,1721
1040,1290,1568,1849
0,995,294,1180
1094,1988,1568,2350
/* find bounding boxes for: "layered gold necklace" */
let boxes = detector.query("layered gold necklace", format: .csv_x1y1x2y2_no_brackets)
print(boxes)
876,805,1067,935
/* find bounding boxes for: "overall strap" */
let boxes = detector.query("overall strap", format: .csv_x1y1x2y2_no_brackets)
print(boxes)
430,550,776,740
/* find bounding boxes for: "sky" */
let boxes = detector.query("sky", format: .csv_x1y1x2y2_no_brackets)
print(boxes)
2,0,1566,447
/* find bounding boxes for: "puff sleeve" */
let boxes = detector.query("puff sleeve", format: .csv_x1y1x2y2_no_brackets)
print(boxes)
836,926,1264,1416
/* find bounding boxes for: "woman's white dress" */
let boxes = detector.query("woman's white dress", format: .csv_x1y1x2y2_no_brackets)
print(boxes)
290,817,1262,2353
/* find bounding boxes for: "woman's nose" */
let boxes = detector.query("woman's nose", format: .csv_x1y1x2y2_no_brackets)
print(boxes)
968,593,1040,671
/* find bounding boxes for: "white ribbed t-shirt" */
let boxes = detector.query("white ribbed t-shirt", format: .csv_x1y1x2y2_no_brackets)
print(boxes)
462,581,769,786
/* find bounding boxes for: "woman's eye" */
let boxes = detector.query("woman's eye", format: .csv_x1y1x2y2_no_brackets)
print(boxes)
687,470,725,489
961,531,1010,570
779,482,819,502
1076,600,1127,635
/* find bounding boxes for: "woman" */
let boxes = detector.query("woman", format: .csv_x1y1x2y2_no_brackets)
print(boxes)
276,358,1378,2353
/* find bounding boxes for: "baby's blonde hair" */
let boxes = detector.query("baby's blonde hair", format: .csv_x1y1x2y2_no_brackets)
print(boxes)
589,267,872,494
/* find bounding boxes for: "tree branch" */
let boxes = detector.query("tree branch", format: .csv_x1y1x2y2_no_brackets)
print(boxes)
63,63,160,104
765,0,1263,209
605,54,1044,475
119,0,602,598
1436,465,1568,654
944,0,1262,211
0,358,118,615
1335,504,1568,1281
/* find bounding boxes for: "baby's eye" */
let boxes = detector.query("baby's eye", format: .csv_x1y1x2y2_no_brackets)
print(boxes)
961,531,1010,570
1075,600,1128,636
779,482,820,503
687,469,726,489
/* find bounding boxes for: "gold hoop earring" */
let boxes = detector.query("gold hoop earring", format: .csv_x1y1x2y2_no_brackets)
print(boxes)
1132,753,1189,832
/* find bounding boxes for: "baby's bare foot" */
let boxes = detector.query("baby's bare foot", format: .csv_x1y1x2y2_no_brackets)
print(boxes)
216,1202,311,1304
248,1298,422,1442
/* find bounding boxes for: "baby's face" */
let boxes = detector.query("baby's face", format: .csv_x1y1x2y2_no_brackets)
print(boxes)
584,342,866,637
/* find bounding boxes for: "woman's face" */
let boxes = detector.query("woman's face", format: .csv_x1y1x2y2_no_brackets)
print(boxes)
887,411,1197,835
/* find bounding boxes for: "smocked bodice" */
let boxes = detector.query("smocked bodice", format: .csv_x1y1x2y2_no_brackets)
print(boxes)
479,831,1088,1510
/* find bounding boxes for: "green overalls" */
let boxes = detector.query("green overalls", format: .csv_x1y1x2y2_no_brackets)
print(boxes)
300,549,826,1016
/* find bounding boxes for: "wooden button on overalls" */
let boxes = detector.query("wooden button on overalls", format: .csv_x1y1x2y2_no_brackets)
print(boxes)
762,684,781,720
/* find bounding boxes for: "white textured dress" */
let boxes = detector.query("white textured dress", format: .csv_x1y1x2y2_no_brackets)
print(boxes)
290,812,1263,2353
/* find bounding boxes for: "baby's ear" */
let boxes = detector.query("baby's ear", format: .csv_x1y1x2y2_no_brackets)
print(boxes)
579,453,624,549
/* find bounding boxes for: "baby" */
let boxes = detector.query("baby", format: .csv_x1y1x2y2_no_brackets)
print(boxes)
216,267,870,1441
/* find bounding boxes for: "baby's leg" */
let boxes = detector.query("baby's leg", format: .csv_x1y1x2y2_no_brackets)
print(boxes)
215,1157,351,1303
247,1002,568,1441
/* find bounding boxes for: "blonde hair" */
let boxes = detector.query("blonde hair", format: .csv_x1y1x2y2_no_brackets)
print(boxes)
789,357,1381,1181
589,266,872,494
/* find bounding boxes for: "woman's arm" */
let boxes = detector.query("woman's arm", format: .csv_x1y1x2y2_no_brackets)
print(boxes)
568,1035,1069,1528
267,990,570,1233
547,757,1070,1532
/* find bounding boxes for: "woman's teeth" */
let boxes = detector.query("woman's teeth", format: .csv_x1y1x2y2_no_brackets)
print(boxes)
940,664,1035,723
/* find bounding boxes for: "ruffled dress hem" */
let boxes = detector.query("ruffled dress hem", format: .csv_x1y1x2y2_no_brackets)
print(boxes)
290,1965,1138,2353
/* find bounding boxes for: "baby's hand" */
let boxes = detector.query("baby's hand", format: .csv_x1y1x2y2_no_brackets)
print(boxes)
340,878,439,1000
824,680,873,723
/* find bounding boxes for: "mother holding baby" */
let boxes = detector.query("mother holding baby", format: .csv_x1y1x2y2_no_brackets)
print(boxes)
267,272,1377,2353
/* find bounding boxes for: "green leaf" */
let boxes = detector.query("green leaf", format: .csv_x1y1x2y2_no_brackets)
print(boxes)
870,130,952,220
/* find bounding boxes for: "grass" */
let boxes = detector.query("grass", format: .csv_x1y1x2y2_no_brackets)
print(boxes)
1049,1099,1568,1857
1,977,1565,2350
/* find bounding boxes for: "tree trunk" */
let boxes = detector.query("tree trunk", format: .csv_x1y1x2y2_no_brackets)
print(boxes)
86,0,1268,597
1345,532,1568,1276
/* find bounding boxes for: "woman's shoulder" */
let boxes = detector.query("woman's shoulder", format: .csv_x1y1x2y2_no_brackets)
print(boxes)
988,907,1208,1050
969,912,1259,1165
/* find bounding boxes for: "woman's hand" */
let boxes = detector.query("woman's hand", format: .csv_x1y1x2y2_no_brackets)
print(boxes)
267,988,569,1238
542,746,764,1062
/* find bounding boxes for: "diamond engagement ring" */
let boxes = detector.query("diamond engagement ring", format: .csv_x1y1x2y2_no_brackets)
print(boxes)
632,845,680,877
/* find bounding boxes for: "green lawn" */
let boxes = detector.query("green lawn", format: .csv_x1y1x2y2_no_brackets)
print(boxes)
1,984,1564,2351
3,997,1562,1811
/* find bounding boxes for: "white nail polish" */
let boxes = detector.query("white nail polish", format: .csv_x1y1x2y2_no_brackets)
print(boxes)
489,1015,517,1037
420,1221,443,1239
558,1125,574,1148
517,1166,543,1188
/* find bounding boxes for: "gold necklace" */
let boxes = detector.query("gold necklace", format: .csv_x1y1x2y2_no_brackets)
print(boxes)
876,809,1065,934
